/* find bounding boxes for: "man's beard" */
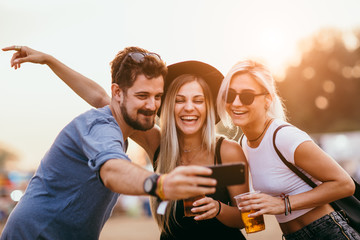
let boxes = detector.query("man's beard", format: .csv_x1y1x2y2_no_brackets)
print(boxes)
120,101,156,131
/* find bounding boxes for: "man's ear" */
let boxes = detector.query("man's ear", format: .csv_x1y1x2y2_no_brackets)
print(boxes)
111,83,122,100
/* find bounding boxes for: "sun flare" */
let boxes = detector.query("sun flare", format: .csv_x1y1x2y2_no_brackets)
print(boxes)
255,27,296,75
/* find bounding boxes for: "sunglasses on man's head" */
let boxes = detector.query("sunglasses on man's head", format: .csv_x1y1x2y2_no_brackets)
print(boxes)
226,90,268,105
126,52,162,63
118,52,162,75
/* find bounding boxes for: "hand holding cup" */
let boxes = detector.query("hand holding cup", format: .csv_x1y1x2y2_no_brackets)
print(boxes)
234,191,265,234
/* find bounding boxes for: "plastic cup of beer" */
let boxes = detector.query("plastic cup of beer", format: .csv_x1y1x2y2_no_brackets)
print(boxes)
183,195,205,217
234,191,265,234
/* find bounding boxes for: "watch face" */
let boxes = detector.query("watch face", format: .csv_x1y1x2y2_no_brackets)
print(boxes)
144,178,153,193
144,174,159,196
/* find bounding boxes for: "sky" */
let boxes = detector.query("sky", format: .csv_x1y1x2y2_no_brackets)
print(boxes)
1,0,360,171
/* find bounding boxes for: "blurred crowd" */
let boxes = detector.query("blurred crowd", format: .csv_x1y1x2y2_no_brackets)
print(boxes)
0,171,33,224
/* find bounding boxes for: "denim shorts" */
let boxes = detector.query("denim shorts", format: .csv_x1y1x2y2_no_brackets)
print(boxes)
283,211,360,240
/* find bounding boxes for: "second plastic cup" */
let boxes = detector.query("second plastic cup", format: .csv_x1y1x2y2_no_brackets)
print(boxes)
234,191,265,234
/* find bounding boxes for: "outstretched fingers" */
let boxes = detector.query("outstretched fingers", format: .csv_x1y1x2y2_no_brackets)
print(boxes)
3,45,26,69
2,45,21,52
3,45,46,69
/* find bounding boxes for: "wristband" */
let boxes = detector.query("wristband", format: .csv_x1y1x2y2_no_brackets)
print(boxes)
215,200,222,217
156,174,167,200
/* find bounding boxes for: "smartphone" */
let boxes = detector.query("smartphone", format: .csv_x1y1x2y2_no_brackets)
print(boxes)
205,163,246,187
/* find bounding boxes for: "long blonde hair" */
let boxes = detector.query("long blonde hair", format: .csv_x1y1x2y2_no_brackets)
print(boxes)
217,59,287,128
150,74,217,234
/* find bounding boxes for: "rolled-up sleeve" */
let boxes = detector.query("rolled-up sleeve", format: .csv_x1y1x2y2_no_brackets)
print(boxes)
81,118,130,172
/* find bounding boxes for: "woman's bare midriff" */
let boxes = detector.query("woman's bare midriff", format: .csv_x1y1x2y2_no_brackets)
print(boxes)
279,204,334,235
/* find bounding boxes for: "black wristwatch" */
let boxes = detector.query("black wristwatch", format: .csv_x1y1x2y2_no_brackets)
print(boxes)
143,173,160,197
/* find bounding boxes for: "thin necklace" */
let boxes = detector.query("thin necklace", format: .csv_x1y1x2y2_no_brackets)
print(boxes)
248,118,273,142
182,145,202,153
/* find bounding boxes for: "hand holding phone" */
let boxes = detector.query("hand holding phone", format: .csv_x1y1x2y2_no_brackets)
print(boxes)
205,163,245,187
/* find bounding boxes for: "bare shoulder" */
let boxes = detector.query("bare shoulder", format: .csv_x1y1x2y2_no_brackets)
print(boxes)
219,138,247,164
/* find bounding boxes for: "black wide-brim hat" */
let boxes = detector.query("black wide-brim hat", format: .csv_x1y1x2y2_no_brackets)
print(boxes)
158,60,224,123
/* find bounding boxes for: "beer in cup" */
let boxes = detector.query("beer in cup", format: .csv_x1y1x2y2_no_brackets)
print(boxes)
234,191,265,234
183,195,205,217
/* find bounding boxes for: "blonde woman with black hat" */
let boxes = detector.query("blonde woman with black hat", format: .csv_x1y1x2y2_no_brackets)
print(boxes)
150,61,248,239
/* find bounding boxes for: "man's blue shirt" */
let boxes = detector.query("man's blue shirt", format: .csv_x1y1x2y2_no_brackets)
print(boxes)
1,106,130,240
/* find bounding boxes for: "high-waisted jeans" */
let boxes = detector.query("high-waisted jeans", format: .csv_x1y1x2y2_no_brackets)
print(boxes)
283,211,360,240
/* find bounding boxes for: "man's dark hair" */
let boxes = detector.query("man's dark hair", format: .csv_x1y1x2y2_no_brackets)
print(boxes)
110,46,167,91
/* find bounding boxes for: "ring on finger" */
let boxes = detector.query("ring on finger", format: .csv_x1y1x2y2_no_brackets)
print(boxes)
14,45,22,51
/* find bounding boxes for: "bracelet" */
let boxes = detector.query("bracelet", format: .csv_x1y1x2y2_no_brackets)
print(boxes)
280,193,291,216
215,200,222,217
287,195,292,214
156,174,167,200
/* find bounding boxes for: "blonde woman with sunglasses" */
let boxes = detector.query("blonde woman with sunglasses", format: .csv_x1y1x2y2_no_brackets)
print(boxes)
216,59,359,240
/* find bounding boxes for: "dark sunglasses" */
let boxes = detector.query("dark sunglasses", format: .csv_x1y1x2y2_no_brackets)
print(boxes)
226,91,268,105
118,52,162,73
126,52,162,63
